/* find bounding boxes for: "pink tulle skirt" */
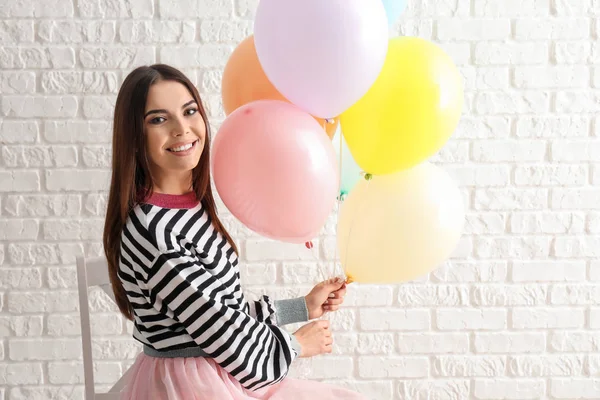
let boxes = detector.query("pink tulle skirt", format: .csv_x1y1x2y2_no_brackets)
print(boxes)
121,353,369,400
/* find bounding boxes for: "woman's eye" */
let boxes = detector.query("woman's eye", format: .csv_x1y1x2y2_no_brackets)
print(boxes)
149,116,165,124
185,108,198,116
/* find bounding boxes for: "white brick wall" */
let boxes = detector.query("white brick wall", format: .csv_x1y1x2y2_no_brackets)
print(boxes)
0,0,599,399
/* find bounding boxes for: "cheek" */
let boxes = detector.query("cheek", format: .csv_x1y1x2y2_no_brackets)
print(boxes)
145,129,166,162
194,118,207,139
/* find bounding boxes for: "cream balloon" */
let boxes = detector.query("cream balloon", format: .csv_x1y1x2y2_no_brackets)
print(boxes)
337,162,465,283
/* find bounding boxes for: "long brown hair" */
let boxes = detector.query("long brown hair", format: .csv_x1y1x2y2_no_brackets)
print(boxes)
103,64,238,321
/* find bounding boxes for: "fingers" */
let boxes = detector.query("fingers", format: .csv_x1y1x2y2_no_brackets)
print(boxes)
329,283,347,299
322,334,334,354
333,285,347,297
326,297,344,306
328,290,346,299
324,292,345,312
311,321,334,355
322,276,345,289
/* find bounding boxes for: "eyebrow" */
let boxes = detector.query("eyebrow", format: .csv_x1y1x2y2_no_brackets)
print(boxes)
144,100,197,118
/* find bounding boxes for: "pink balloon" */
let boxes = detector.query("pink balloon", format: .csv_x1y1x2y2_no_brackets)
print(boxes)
211,100,339,243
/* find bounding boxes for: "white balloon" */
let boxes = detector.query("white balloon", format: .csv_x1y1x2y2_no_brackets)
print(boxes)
337,162,465,283
254,0,388,119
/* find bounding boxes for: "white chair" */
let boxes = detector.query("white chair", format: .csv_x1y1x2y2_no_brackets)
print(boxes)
76,256,134,399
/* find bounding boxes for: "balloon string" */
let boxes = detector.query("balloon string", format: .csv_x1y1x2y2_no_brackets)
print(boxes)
321,119,344,322
333,122,344,281
341,173,372,285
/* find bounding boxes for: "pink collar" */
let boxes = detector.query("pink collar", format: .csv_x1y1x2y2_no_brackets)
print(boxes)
143,191,199,209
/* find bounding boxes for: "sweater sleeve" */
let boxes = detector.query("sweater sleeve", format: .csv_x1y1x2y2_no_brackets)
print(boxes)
145,250,299,391
245,295,309,326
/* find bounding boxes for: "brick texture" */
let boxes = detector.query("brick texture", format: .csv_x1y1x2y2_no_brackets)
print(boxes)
0,0,598,399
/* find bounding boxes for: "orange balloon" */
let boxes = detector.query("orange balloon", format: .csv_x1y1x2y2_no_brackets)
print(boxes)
222,35,339,140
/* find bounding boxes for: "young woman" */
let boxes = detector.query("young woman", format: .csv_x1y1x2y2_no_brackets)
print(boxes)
103,64,368,399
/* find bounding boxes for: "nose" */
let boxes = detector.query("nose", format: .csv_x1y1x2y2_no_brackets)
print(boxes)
171,116,188,137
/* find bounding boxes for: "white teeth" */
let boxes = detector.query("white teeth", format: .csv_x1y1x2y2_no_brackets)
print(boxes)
169,141,195,152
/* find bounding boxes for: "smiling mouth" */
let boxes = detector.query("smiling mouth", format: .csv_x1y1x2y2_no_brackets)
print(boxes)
167,140,199,153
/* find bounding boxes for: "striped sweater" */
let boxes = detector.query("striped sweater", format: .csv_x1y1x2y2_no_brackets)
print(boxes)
118,191,309,390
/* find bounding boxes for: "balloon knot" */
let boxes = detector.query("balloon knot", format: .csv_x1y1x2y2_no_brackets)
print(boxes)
364,173,373,181
305,241,314,249
345,274,355,284
325,118,335,124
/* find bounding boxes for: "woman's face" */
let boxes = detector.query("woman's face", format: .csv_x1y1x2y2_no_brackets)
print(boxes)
144,80,206,183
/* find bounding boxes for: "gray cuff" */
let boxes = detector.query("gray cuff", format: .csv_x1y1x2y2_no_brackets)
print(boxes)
289,333,302,357
274,297,309,326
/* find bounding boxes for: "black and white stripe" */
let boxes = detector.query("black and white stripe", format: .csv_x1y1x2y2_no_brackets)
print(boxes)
119,202,297,390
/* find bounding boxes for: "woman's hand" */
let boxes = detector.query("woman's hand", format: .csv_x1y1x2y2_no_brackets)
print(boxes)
305,277,348,320
293,320,333,357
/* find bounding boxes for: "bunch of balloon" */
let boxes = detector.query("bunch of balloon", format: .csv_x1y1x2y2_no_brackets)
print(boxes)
211,0,389,245
336,7,467,284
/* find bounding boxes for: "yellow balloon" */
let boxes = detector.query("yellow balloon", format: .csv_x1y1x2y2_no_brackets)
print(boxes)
340,37,464,175
337,162,464,284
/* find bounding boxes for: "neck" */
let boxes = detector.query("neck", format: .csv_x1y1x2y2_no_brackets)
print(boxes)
151,170,193,195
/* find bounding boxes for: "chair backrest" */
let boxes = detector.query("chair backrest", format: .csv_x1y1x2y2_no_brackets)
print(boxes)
76,256,114,399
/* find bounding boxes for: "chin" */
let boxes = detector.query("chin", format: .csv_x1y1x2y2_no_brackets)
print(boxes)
163,157,200,172
182,158,202,170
